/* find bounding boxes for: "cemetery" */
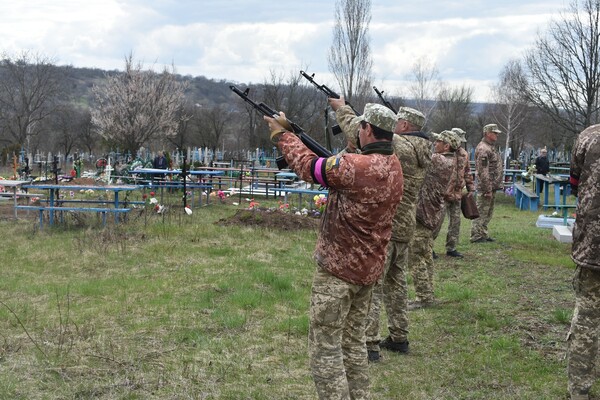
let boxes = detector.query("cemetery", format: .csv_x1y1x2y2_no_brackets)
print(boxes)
0,145,579,399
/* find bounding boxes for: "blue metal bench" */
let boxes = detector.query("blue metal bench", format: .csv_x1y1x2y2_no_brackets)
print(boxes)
40,199,145,206
514,183,539,211
15,205,131,229
270,188,328,208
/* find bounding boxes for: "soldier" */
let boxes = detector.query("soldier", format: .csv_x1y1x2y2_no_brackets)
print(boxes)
409,130,460,306
264,103,403,400
470,124,503,243
433,127,475,258
374,107,432,359
566,124,600,400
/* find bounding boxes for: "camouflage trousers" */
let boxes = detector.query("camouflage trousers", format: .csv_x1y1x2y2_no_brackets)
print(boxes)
445,200,462,251
408,221,435,304
365,240,410,351
309,264,373,400
470,192,496,242
568,266,600,397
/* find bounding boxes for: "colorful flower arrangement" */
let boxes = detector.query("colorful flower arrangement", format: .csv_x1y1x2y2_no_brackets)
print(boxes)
142,191,167,214
278,201,290,212
313,194,328,213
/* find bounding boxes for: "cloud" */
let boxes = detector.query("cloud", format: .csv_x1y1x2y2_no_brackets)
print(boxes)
0,0,568,102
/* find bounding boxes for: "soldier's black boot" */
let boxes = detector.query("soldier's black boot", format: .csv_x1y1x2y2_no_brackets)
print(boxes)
379,337,409,354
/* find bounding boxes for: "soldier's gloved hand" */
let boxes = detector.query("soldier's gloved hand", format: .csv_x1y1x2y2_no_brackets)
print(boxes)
571,185,578,197
274,113,293,132
264,112,291,144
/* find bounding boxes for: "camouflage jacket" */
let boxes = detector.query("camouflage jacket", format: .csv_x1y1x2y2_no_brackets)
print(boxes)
336,105,360,149
416,152,455,230
570,124,600,270
445,147,475,202
278,132,404,285
474,138,503,193
390,133,431,241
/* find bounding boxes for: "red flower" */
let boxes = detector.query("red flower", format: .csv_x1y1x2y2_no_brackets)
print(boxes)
154,205,160,211
150,191,156,196
142,194,148,199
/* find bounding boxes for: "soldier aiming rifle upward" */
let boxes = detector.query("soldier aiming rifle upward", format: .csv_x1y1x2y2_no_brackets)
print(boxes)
229,85,332,169
373,86,398,114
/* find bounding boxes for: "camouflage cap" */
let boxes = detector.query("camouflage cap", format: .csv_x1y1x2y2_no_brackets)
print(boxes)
352,103,396,133
397,106,425,129
431,130,461,150
483,123,501,134
451,127,467,143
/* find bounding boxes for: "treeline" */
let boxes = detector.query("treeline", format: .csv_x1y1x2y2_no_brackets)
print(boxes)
0,52,581,167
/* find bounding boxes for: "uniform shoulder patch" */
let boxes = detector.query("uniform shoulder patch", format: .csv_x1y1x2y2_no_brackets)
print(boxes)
481,156,488,167
325,156,341,171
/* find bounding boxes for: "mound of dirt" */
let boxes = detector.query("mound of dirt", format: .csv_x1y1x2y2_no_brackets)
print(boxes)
217,208,319,231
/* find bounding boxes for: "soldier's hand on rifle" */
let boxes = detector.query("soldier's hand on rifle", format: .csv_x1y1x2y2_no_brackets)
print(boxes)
264,112,290,143
328,97,345,111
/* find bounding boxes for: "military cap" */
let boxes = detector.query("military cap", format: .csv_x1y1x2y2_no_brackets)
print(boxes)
431,130,461,151
397,106,426,129
352,103,396,133
451,127,467,143
483,123,502,134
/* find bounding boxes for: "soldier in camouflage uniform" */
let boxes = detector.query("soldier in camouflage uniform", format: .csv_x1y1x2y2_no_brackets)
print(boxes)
470,124,503,243
566,124,600,400
332,104,430,360
409,131,460,305
265,103,403,400
433,128,475,258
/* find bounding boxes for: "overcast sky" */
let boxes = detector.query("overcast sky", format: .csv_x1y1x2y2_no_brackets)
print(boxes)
1,0,569,101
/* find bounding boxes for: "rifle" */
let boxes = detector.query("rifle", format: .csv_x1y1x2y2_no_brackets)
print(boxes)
373,86,398,114
300,70,359,135
230,85,333,169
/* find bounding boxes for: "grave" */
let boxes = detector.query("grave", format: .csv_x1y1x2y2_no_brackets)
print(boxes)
552,224,573,243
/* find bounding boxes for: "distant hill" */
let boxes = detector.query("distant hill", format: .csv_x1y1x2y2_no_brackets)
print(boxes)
60,65,493,115
60,65,239,108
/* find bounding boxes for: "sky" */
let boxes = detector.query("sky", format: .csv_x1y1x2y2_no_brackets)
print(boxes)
0,0,570,102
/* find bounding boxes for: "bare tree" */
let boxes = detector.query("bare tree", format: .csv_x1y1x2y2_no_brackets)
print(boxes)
522,0,600,136
327,0,373,107
192,104,233,152
77,109,98,156
91,54,188,155
48,104,84,159
429,85,474,135
0,51,63,149
491,60,530,169
406,56,442,121
167,100,194,151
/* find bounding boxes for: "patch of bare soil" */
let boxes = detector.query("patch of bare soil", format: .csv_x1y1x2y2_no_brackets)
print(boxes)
217,208,319,231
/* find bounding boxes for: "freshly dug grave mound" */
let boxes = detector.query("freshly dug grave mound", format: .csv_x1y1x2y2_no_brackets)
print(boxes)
217,208,320,231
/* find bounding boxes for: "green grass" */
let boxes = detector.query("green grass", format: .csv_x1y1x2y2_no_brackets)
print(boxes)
0,192,577,399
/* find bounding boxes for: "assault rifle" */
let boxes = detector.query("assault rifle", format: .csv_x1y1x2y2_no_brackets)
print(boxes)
300,70,359,135
230,85,333,169
373,86,398,114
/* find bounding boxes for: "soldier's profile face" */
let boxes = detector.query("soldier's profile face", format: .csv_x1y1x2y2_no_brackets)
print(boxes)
434,140,448,153
485,131,498,143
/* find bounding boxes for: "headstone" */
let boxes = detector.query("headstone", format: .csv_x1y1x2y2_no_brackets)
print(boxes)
553,225,573,243
536,215,575,229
